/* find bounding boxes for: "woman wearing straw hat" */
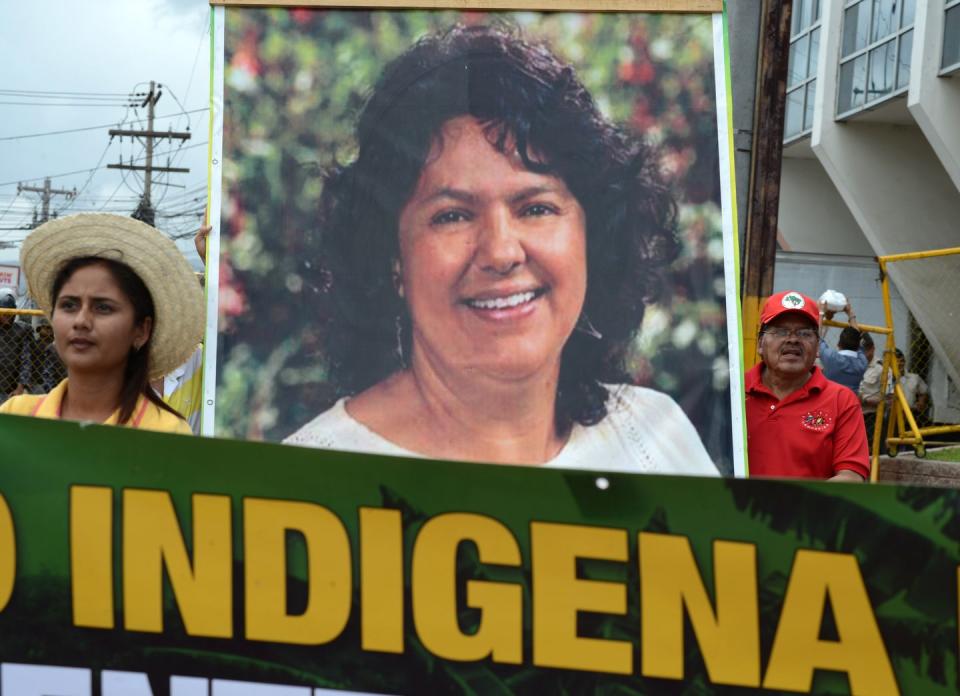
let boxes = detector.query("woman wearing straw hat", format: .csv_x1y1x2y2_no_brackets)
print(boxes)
0,213,204,434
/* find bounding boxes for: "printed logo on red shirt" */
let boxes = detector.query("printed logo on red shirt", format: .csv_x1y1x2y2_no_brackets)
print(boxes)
801,410,832,432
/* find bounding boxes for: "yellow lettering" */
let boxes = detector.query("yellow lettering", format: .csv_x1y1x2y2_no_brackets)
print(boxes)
763,550,898,695
70,486,114,628
123,490,232,637
244,498,351,645
360,507,404,653
412,513,521,664
639,532,760,686
531,522,631,674
0,492,14,612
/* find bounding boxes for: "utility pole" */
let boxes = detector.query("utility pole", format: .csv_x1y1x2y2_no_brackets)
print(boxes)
107,81,190,226
740,0,793,367
17,177,77,225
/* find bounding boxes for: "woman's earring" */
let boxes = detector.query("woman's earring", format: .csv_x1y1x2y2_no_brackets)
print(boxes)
395,315,407,368
392,260,404,298
576,314,603,340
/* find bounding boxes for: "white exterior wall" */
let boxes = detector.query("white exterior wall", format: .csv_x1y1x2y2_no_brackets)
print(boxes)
910,0,960,189
778,157,872,255
777,0,960,392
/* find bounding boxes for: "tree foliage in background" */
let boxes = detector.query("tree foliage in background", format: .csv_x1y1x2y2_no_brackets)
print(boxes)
219,8,732,471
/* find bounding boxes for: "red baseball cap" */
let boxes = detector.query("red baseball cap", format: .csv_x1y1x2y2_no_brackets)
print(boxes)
760,290,819,328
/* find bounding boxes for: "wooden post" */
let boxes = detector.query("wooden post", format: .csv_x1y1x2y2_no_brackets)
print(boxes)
741,0,792,368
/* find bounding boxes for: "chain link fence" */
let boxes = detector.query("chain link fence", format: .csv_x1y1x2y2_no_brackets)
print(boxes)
0,309,66,404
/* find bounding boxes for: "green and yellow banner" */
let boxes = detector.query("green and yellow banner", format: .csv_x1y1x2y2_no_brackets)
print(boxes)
0,414,957,694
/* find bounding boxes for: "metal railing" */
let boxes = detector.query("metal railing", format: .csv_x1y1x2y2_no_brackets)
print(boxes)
869,247,960,480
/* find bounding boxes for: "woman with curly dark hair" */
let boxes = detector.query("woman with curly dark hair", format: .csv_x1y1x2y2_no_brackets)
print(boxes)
286,23,717,474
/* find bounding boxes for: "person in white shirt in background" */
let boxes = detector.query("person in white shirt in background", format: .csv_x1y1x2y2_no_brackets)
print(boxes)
859,347,929,439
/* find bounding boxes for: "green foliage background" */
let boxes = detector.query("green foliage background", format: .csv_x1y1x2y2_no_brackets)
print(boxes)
217,8,734,472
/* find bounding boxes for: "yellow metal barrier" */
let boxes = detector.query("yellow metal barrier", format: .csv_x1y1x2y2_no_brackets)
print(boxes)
867,247,960,481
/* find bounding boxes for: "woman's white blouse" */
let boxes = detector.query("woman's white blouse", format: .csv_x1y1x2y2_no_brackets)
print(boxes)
284,384,719,476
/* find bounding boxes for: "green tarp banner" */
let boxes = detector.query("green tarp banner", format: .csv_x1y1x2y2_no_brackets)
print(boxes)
0,414,957,695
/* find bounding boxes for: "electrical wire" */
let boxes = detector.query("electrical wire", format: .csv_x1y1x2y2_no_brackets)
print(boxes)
0,101,140,107
97,179,128,212
57,140,114,215
0,108,208,141
181,14,208,119
0,191,20,226
0,140,205,189
0,88,139,97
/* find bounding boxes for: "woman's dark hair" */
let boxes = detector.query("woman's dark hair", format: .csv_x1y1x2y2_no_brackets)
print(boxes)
50,256,183,424
317,23,678,431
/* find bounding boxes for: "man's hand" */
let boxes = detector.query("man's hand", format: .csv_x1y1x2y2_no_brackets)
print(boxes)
829,469,865,482
11,384,25,397
843,302,860,331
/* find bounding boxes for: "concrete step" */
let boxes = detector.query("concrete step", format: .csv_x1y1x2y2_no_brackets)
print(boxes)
877,454,960,488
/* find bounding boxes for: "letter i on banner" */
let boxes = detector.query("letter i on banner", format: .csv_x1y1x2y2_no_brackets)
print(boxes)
71,486,115,628
360,507,404,653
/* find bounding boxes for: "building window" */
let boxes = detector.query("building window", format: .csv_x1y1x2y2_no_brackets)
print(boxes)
944,0,960,74
837,0,915,118
785,0,822,141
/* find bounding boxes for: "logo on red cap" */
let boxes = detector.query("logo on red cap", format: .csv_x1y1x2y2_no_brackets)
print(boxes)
781,292,805,310
760,290,819,327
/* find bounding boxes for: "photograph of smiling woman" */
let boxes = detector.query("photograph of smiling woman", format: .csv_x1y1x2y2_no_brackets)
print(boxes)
280,24,719,475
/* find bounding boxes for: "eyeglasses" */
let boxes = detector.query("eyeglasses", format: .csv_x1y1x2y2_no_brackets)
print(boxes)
762,328,818,341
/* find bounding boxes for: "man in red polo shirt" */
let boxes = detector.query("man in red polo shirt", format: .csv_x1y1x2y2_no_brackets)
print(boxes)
745,290,869,481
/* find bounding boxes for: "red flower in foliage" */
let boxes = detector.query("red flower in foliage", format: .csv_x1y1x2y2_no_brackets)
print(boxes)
461,12,488,26
218,258,249,323
218,201,250,324
231,29,262,78
619,59,656,86
290,8,315,25
635,61,656,85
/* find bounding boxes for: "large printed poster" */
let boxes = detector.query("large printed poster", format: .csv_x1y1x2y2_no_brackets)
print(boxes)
207,2,744,476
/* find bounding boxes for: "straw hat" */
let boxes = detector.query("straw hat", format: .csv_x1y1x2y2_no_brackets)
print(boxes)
20,213,205,379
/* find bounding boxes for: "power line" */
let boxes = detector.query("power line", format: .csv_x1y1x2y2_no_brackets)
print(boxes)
0,108,208,141
0,88,138,97
0,166,103,188
98,179,127,212
182,15,209,117
150,140,208,161
0,101,140,107
0,94,144,103
0,140,206,188
58,140,114,215
0,191,20,226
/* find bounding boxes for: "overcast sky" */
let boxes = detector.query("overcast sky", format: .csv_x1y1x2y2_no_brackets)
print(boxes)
0,0,210,274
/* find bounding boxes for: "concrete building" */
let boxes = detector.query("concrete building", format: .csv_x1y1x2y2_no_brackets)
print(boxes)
776,0,960,424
